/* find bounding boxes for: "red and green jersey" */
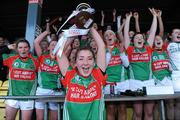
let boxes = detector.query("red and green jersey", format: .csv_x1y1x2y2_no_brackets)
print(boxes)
38,54,61,89
62,67,106,120
3,54,38,96
106,47,128,82
152,50,171,80
126,45,152,81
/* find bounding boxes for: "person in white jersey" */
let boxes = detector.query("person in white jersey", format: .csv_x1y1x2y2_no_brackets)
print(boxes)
167,28,180,120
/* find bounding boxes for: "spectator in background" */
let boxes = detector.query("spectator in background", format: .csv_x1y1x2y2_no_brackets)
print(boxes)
71,37,80,49
0,35,5,46
89,38,98,56
46,18,58,42
39,39,49,54
0,35,11,81
167,28,180,120
68,48,77,68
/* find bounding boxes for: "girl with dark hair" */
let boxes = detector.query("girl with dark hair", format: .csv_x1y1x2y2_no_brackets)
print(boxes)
34,30,63,120
57,27,106,120
2,39,38,120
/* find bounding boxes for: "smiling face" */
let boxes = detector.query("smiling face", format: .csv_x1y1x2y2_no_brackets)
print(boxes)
104,30,116,46
154,35,163,49
17,42,30,58
133,34,145,48
75,49,94,77
171,28,180,42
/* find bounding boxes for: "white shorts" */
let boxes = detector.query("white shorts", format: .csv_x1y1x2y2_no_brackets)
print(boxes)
104,80,130,94
171,71,180,92
155,76,173,86
35,87,64,110
5,99,34,110
129,79,155,91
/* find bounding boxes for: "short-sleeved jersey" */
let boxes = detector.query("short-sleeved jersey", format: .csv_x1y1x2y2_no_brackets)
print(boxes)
167,42,180,70
126,45,152,80
152,50,171,80
38,54,61,89
3,54,38,96
62,67,106,120
106,47,128,82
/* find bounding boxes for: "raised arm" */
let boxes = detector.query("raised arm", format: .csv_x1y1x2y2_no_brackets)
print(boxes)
101,10,105,27
0,44,15,69
124,12,132,49
117,18,126,45
133,12,141,33
112,9,116,22
34,31,50,57
147,8,158,47
57,53,69,76
116,42,129,67
46,18,50,32
117,15,121,31
90,27,106,72
46,18,52,42
157,10,164,37
57,37,74,76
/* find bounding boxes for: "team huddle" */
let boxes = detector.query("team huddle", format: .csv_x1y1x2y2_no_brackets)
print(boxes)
1,7,180,120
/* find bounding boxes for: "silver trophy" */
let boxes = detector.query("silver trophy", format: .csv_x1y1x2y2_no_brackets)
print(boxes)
73,3,94,28
53,3,95,57
56,3,95,35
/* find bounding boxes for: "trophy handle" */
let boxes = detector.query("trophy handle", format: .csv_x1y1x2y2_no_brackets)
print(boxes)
76,3,91,11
